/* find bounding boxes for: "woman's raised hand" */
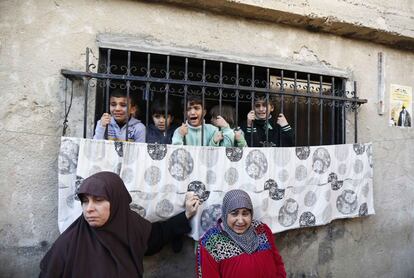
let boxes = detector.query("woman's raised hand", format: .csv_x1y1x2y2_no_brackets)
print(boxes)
184,191,201,219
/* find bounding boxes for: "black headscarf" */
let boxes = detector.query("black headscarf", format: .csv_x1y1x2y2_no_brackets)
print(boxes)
39,171,152,278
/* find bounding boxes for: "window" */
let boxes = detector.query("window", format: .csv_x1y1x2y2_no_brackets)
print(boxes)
62,47,367,146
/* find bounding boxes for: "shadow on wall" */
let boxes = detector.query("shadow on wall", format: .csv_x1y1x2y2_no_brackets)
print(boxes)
143,237,197,278
276,219,351,277
0,241,49,278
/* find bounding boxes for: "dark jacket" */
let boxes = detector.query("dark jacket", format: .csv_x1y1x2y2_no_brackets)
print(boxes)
146,123,178,144
240,119,294,147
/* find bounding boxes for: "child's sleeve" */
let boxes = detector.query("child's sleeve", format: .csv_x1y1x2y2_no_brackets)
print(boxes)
280,124,294,147
235,130,248,147
93,120,105,139
171,128,184,145
206,125,221,147
134,123,146,143
240,121,258,147
220,126,235,147
208,131,220,147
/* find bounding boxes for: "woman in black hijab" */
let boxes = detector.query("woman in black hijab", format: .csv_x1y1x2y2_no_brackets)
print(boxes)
39,171,200,278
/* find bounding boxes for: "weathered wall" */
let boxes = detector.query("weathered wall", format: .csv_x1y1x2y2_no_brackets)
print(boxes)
159,0,414,50
0,0,413,277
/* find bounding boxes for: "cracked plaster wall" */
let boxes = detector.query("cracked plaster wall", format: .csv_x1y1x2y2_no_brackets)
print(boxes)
0,0,413,277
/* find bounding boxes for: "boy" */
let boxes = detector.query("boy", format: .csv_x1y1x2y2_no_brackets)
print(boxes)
172,95,234,146
94,90,145,142
146,98,178,144
240,97,294,147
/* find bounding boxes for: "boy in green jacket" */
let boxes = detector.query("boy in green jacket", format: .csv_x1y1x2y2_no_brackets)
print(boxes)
172,95,234,146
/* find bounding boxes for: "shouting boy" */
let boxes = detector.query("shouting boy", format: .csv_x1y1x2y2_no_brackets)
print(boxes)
172,95,234,146
94,90,145,142
241,96,294,147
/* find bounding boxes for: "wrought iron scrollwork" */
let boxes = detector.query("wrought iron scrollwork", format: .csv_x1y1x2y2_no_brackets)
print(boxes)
88,63,97,73
61,47,367,143
88,79,97,88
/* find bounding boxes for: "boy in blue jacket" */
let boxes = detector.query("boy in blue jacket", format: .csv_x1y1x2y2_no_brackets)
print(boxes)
94,90,145,142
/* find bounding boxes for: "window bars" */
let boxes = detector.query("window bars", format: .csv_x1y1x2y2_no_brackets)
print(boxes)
61,48,367,146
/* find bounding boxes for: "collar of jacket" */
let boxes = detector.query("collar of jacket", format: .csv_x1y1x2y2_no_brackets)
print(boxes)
254,118,273,130
186,120,207,130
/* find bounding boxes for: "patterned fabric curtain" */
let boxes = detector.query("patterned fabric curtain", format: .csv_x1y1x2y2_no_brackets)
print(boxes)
58,137,374,240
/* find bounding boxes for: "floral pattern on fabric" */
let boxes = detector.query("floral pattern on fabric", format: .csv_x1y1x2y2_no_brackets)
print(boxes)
199,221,271,262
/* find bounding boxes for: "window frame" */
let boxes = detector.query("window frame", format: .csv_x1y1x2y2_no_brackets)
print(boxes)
61,43,367,146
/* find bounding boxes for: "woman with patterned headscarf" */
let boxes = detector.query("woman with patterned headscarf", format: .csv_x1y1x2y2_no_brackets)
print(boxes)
39,171,200,278
197,189,286,278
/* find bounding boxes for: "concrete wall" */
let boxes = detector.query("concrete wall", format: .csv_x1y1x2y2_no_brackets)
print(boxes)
0,0,413,277
160,0,414,50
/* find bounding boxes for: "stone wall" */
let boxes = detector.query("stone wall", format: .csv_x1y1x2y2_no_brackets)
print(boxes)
0,0,413,277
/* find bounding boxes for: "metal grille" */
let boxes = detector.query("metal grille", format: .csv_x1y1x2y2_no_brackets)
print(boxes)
61,47,367,146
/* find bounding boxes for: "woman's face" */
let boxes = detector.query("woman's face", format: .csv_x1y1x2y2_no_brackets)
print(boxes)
80,194,111,228
226,208,252,234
